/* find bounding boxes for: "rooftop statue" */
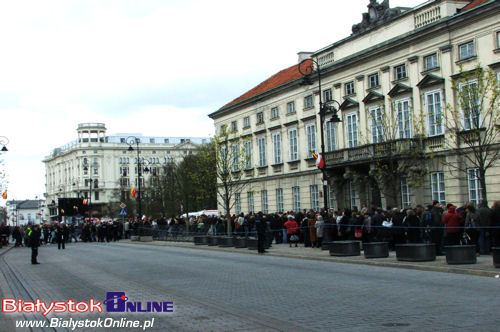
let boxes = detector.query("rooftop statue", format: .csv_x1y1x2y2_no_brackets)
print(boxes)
352,0,403,35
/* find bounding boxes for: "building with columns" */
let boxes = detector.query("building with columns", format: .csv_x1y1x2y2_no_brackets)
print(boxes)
43,123,209,221
209,0,500,214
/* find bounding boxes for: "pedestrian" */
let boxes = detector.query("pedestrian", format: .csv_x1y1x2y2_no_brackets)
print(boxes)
307,211,317,248
315,214,324,248
490,201,500,248
284,215,299,247
442,205,463,246
255,212,267,254
27,224,41,264
477,200,492,254
56,224,66,250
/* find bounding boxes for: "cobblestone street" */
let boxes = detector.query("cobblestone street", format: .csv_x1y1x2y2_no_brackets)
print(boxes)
1,242,499,331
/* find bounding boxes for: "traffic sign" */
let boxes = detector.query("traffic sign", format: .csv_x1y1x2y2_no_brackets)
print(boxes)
119,207,127,216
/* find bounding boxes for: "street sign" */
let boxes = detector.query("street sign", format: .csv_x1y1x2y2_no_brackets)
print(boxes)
120,203,126,209
119,207,127,216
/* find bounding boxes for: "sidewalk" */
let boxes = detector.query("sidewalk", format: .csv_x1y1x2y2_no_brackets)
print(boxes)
122,239,500,278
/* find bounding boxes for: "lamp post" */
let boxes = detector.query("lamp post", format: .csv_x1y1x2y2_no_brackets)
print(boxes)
125,136,150,221
298,57,342,213
0,136,9,152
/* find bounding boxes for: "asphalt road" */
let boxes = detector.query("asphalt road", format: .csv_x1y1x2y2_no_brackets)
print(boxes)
1,242,499,331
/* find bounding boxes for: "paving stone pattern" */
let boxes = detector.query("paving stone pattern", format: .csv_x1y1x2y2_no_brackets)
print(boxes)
1,242,499,331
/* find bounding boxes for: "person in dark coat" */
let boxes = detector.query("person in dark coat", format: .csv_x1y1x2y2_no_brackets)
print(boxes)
490,201,500,248
28,224,41,264
255,212,267,254
430,201,444,255
56,224,66,250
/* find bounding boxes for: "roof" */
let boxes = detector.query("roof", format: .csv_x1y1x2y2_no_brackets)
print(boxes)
213,59,311,114
460,0,491,12
6,200,43,210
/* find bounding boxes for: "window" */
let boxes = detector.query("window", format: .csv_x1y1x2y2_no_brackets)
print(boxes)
164,138,169,143
304,95,314,109
497,31,500,49
459,80,480,130
243,116,250,128
150,138,155,143
232,144,239,171
235,193,241,214
120,138,126,143
244,140,252,169
276,188,284,213
325,121,337,152
430,172,446,204
287,101,295,114
395,99,412,139
369,106,384,143
220,124,227,134
346,113,359,148
292,187,300,212
261,190,268,214
424,53,438,71
401,179,410,207
94,191,99,201
288,128,299,161
257,136,267,167
120,166,129,176
93,168,98,175
345,81,355,95
394,64,407,80
256,112,264,125
120,178,129,187
231,121,238,132
247,192,254,213
467,168,483,205
306,123,317,154
324,89,332,102
328,185,335,209
272,132,282,164
349,181,357,209
426,90,444,136
368,73,379,88
310,185,319,212
459,41,475,60
270,107,279,119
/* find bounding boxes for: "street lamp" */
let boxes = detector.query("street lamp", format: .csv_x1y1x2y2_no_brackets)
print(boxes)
0,136,9,152
125,136,149,221
298,58,342,213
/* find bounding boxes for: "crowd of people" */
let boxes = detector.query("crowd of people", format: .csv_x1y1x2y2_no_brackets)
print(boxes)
1,199,499,259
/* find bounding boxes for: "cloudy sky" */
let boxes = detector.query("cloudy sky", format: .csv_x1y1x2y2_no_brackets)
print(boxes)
0,0,421,202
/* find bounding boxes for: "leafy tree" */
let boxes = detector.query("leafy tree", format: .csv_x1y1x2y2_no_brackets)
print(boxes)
444,67,500,204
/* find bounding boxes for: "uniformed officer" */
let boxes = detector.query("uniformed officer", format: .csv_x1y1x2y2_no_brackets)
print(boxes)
27,224,41,264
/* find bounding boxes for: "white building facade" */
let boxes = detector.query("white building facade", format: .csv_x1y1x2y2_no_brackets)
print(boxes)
43,123,209,220
209,0,500,214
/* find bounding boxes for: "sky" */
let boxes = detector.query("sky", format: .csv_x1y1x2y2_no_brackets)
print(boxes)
0,0,422,203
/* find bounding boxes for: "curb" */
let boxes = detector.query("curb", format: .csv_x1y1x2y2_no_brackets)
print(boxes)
122,240,499,278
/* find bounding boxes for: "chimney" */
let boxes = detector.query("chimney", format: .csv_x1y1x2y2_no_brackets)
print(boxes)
297,51,314,63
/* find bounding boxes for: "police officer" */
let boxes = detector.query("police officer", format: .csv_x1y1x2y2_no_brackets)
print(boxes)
27,224,41,264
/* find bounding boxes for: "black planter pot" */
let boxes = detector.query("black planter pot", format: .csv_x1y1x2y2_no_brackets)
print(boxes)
492,247,500,268
321,242,333,251
329,241,361,256
234,237,247,248
218,237,234,247
193,236,208,245
247,238,258,250
207,236,218,246
363,242,389,258
395,243,436,262
445,245,477,264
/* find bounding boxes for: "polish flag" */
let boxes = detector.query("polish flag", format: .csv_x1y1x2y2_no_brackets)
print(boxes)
311,152,324,169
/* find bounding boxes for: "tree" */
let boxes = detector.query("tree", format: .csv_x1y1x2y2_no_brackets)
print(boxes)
363,99,430,208
444,67,500,204
207,127,250,233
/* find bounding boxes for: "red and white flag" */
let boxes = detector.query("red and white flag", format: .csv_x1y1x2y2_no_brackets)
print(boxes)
311,152,324,169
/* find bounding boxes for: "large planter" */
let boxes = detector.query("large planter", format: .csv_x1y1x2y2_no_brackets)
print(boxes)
193,236,209,245
140,236,153,242
218,237,234,247
363,242,389,258
130,235,139,241
396,243,436,262
329,241,361,256
492,247,500,268
207,236,218,246
445,245,476,264
247,238,258,250
234,238,247,248
321,242,333,251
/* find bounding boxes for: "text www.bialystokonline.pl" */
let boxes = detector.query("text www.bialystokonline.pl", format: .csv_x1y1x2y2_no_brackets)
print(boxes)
16,317,155,330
